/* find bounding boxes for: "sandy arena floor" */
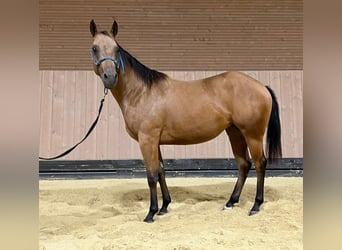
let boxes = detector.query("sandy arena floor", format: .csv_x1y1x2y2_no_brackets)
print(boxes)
39,177,302,250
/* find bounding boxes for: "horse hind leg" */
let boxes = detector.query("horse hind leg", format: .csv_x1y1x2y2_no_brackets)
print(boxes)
245,135,267,216
224,125,252,210
157,146,171,215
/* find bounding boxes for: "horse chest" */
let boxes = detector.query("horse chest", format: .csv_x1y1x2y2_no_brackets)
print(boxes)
121,107,159,141
121,110,140,140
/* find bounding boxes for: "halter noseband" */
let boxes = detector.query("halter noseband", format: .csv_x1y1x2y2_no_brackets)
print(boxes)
90,50,125,74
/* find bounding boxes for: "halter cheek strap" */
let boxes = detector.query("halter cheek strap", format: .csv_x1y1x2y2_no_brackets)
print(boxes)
90,50,125,74
117,51,125,73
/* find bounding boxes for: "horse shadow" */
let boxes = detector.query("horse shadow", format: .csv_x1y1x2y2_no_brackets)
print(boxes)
120,181,281,208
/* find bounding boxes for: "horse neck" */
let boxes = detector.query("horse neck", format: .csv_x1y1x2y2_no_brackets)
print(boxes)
110,67,147,110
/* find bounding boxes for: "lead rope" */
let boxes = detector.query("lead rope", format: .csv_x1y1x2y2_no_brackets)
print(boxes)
39,88,109,160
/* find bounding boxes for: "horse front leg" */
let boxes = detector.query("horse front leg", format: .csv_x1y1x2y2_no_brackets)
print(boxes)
139,134,160,223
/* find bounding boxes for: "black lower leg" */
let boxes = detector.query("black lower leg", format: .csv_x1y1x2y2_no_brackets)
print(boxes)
249,157,266,216
225,182,242,208
249,197,264,216
158,162,171,215
144,174,159,223
225,161,251,209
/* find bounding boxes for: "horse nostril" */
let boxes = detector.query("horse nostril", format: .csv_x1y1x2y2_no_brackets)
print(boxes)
102,71,117,86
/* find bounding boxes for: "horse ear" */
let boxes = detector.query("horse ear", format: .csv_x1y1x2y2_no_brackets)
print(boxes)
111,20,118,37
90,19,97,37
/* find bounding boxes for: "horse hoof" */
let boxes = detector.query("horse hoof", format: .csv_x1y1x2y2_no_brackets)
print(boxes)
143,217,154,223
143,213,155,223
249,210,259,216
223,205,233,210
157,209,168,216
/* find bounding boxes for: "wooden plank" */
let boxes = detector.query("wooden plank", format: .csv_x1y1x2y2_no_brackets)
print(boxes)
95,78,108,159
73,71,87,159
292,71,303,157
50,71,65,155
39,71,54,157
83,71,98,159
280,71,295,157
62,71,76,160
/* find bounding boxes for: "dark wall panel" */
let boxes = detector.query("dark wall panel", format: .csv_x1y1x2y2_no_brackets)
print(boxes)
40,0,303,70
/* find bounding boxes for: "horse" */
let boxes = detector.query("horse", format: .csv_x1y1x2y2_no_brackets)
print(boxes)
89,19,282,223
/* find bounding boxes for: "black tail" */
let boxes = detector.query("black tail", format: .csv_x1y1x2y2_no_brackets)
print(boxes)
265,86,282,161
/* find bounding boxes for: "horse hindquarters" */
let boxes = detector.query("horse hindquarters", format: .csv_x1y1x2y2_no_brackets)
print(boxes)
246,86,282,215
245,86,281,215
225,85,281,215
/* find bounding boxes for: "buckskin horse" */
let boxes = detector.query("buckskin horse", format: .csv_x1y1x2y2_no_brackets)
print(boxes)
89,20,282,222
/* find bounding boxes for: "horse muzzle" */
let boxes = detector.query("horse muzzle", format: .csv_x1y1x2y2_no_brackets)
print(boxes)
101,70,118,89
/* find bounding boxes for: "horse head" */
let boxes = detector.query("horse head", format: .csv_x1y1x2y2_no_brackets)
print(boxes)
89,19,123,89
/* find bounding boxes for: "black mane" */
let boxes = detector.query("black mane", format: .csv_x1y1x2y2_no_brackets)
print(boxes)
117,45,167,87
98,31,166,87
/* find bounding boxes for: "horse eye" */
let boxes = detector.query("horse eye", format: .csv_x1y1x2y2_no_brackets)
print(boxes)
92,46,97,53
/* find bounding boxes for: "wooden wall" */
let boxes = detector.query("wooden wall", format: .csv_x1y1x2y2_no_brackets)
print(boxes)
40,0,302,71
39,1,303,161
39,70,303,160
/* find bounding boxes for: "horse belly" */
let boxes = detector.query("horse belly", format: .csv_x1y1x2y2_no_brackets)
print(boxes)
160,131,223,145
160,111,231,145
